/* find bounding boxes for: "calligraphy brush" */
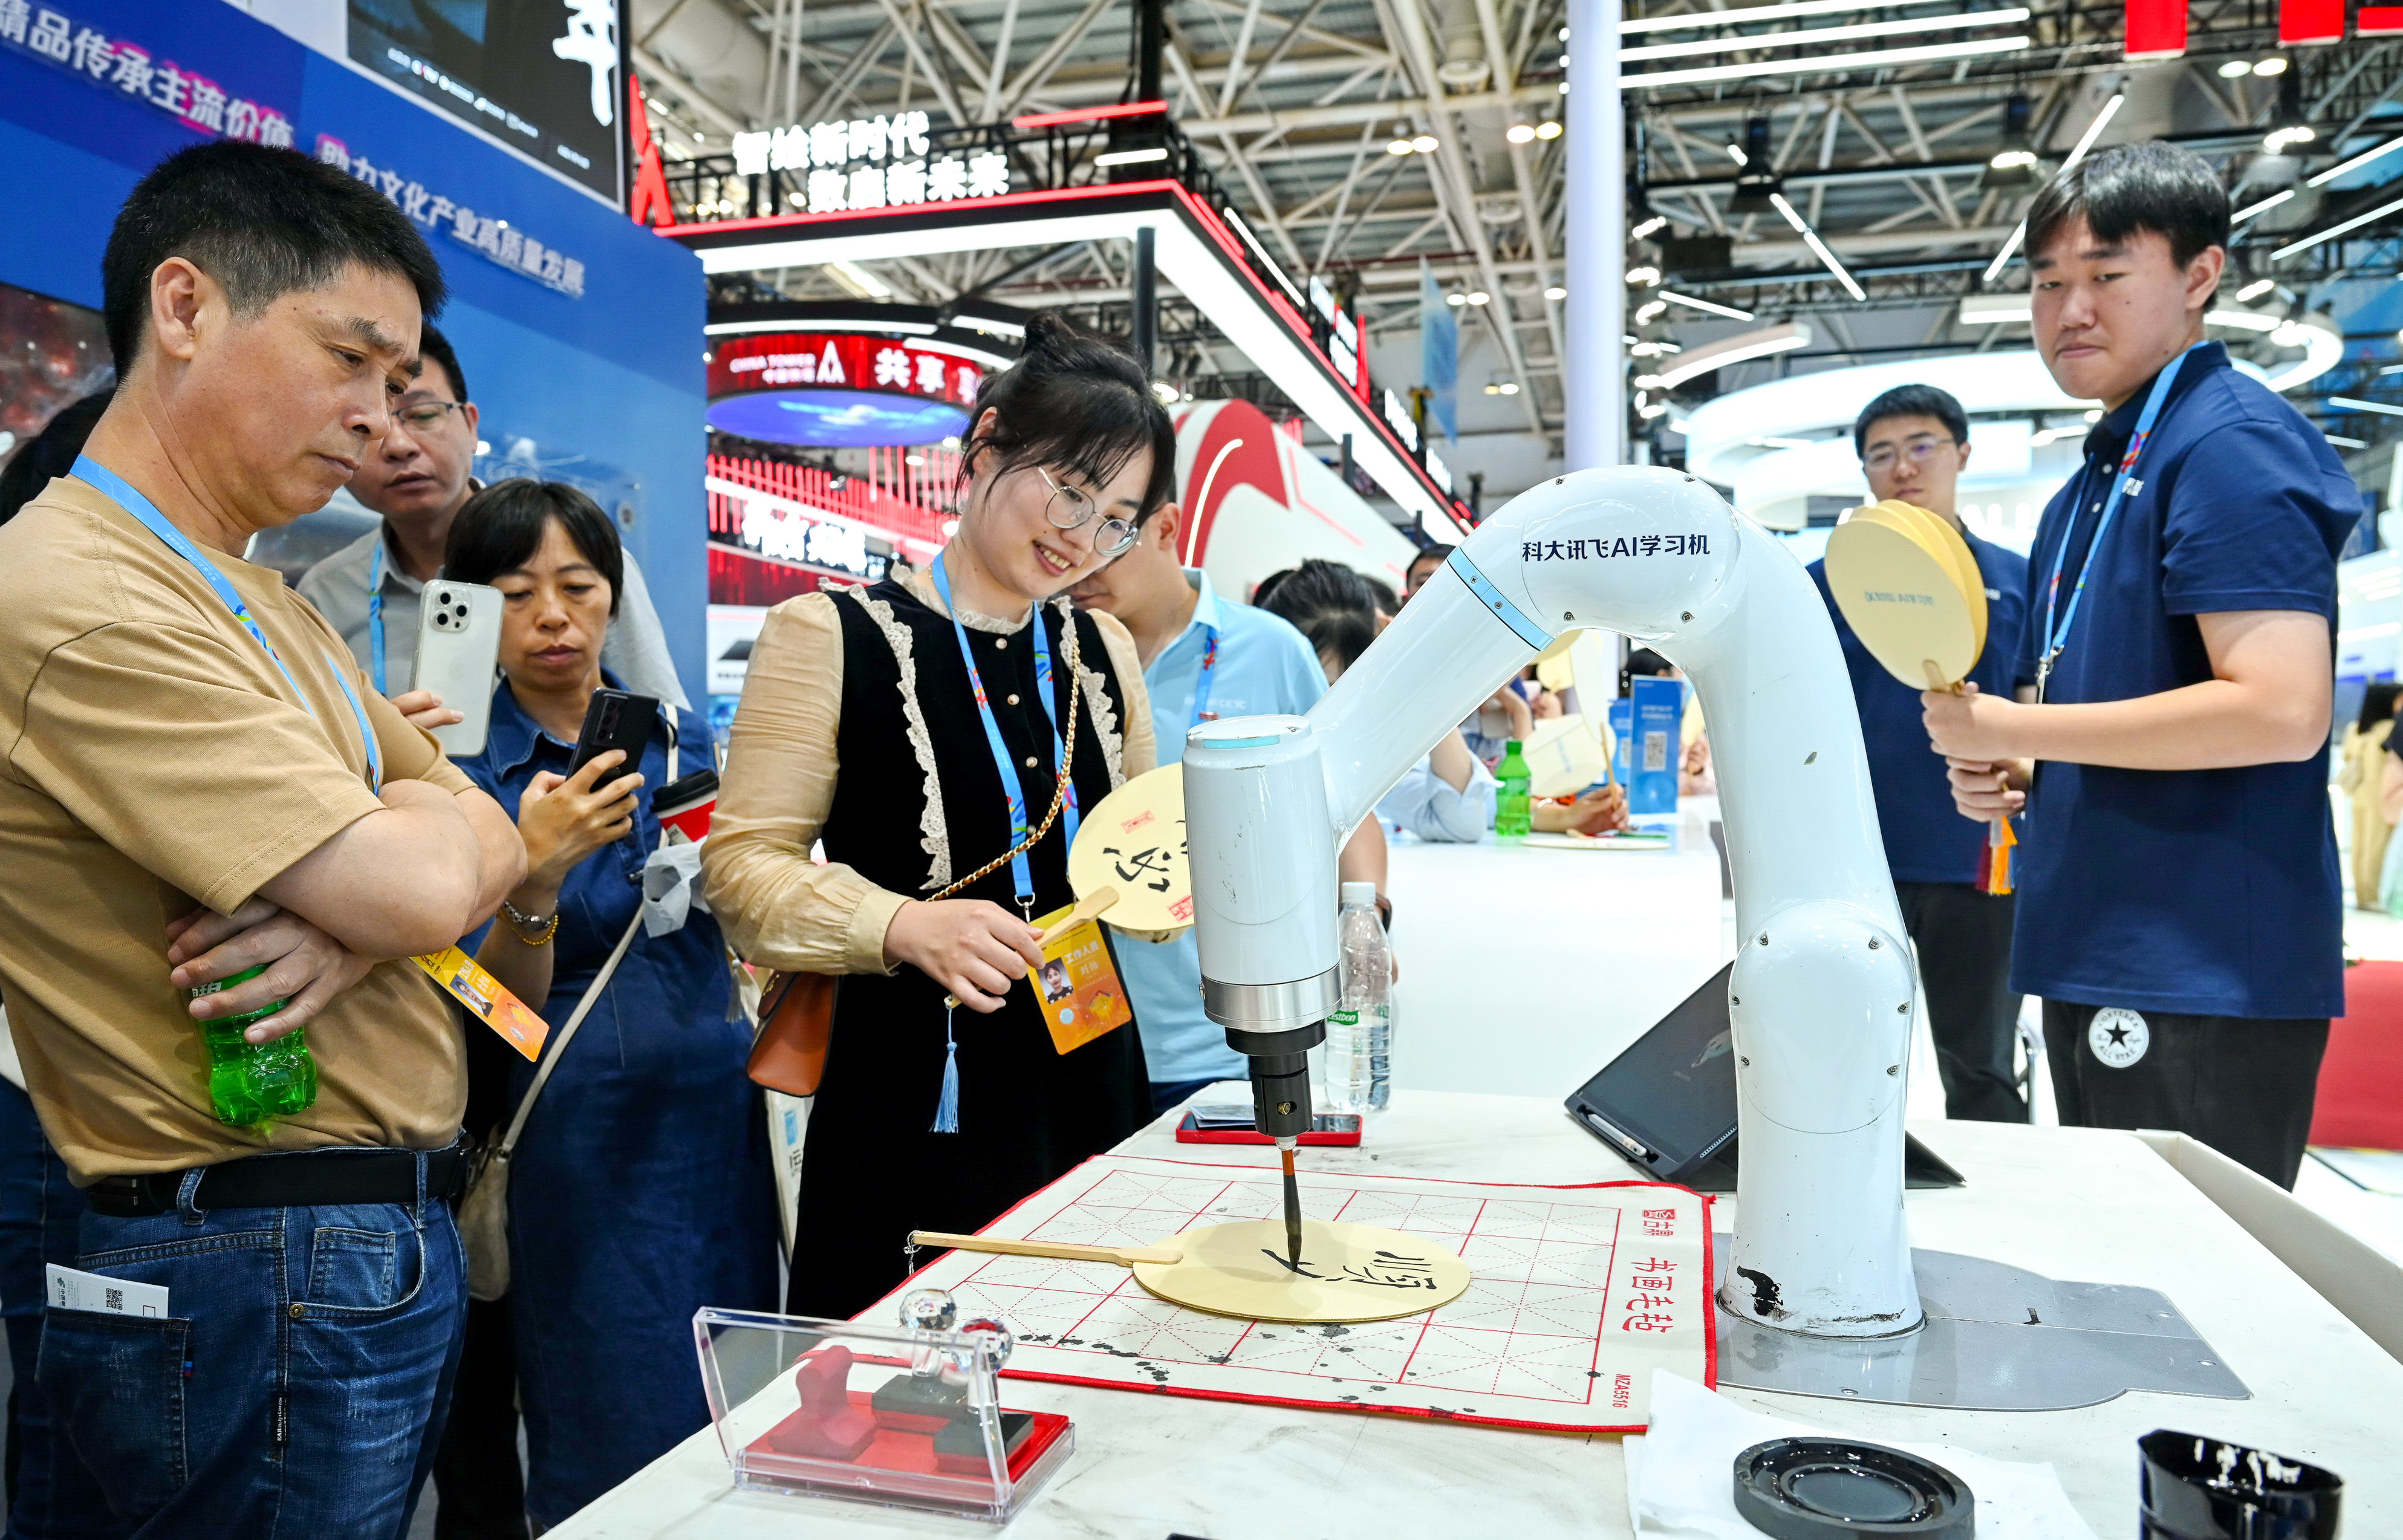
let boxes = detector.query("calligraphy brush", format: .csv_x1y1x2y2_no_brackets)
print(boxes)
1280,1142,1302,1269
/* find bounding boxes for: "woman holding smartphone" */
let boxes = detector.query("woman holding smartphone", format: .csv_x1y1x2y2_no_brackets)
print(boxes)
443,481,779,1532
705,314,1166,1319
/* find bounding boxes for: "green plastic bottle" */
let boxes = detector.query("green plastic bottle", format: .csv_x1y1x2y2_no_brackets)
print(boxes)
188,965,316,1127
1494,738,1533,843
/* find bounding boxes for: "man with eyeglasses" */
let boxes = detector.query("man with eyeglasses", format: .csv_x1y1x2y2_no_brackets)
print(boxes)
298,322,688,720
1808,383,2031,1123
1068,498,1387,1116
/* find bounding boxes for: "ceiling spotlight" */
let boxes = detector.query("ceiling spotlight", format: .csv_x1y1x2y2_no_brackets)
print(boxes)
1507,122,1536,144
1626,265,1662,285
1983,94,2039,189
2217,59,2252,77
1466,290,1491,305
1412,134,1439,153
1446,291,1468,306
2082,408,2102,423
1633,373,1666,389
1728,117,1783,215
1546,284,1567,300
2263,74,2317,155
1535,119,1562,140
1634,299,1668,323
1388,139,1413,155
2236,277,2278,302
1631,214,1668,239
1484,383,1501,395
1558,25,1569,41
2254,55,2289,75
1500,381,1520,395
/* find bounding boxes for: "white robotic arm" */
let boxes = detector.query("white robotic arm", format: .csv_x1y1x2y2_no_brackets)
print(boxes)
1184,466,1924,1339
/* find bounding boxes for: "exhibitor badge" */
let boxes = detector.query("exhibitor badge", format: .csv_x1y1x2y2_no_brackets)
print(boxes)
2089,1007,2149,1070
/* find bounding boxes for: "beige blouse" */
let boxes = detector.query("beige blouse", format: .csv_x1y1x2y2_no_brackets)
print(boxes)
703,565,1156,975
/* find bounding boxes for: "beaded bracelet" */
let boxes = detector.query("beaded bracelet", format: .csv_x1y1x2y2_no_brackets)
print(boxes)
500,899,560,947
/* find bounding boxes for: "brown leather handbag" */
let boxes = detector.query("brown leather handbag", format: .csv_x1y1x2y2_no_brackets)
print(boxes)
746,970,838,1096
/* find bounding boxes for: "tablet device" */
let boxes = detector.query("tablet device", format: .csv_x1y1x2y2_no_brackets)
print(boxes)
1564,962,1965,1192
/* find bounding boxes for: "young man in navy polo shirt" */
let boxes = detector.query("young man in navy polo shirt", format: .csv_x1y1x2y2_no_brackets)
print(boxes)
1812,385,2029,1122
1927,143,2356,1187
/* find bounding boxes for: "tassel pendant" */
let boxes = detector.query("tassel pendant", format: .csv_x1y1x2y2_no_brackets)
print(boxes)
1980,817,2017,896
931,1003,961,1134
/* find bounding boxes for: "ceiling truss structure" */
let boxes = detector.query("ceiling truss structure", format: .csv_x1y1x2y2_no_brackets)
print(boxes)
631,0,2403,479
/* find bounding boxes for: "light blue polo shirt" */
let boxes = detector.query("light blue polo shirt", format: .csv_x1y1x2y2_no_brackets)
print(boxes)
1121,570,1328,1084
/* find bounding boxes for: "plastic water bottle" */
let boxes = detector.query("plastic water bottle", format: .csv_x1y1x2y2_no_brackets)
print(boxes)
1327,882,1391,1114
1494,738,1533,842
188,965,316,1127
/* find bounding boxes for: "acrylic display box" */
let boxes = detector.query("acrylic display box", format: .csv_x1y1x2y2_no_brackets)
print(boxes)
692,1293,1075,1523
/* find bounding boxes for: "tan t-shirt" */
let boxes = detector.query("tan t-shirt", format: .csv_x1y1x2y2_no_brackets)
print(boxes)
0,474,477,1183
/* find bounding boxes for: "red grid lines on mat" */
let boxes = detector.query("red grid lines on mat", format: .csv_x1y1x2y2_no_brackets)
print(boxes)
939,1166,1635,1406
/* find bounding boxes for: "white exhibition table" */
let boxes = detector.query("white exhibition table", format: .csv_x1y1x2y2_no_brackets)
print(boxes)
557,1092,2403,1538
551,822,2403,1536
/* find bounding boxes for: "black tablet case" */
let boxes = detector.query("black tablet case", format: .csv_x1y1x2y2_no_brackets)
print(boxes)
1564,961,1965,1191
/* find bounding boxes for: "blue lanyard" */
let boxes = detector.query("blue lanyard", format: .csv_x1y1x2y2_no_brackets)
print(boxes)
1187,623,1221,729
75,456,381,792
2035,342,2206,701
929,553,1078,912
368,536,388,695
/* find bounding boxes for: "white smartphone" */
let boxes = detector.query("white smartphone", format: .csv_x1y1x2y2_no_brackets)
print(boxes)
411,579,504,758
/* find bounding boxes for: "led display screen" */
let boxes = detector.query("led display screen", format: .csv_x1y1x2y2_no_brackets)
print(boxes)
348,0,623,202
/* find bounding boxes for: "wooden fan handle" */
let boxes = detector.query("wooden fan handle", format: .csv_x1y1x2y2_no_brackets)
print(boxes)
1922,661,1962,694
907,1229,1179,1267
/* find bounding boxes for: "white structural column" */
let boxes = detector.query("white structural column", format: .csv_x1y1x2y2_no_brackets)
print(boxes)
1562,0,1624,470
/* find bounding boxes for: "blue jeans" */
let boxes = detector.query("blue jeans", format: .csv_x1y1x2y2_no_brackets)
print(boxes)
35,1153,467,1539
0,1082,111,1539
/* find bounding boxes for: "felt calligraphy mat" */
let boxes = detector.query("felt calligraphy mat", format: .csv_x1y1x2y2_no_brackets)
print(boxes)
871,1155,1715,1434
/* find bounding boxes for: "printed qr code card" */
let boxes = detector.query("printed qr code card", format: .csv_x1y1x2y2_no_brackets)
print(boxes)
47,1263,168,1318
873,1155,1715,1434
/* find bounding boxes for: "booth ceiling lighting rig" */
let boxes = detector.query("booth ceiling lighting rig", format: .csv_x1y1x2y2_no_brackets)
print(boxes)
634,0,2403,461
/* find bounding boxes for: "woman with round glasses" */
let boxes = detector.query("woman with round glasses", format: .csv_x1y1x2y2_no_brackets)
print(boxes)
703,313,1170,1317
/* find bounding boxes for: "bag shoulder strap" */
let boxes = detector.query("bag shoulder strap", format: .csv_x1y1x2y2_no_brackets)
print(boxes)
492,909,638,1159
490,698,682,1160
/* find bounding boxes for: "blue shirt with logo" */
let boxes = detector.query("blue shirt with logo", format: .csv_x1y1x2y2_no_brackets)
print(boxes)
1117,570,1328,1084
2011,342,2356,1019
1810,530,2029,885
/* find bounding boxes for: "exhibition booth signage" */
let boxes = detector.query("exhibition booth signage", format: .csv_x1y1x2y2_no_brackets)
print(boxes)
660,106,1472,536
706,331,981,448
0,0,710,704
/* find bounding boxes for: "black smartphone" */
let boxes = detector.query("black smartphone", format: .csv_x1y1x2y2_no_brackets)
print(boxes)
568,689,658,778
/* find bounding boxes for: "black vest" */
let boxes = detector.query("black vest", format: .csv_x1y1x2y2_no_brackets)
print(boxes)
789,577,1153,1319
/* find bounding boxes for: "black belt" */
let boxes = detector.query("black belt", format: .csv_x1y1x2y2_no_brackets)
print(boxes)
85,1145,473,1219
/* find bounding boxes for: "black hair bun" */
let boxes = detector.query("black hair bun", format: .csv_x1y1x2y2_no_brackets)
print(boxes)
1021,310,1079,356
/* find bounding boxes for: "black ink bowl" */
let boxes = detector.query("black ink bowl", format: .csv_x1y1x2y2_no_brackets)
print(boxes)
2139,1429,2340,1540
1731,1437,1973,1538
